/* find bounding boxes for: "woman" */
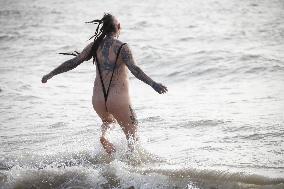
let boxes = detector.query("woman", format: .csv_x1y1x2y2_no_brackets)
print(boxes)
42,13,167,154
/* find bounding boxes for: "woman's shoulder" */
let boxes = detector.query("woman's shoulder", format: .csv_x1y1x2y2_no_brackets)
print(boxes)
113,39,128,53
114,38,127,45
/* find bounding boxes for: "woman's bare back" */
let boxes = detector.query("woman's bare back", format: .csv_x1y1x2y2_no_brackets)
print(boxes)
92,36,131,116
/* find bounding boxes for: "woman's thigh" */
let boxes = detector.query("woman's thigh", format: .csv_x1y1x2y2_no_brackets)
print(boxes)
92,97,116,123
110,103,138,139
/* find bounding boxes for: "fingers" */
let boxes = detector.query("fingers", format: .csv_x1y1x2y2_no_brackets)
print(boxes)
161,84,168,93
157,83,168,94
160,87,167,94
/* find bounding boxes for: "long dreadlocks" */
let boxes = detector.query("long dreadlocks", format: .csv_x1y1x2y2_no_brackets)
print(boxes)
60,13,118,58
86,13,118,60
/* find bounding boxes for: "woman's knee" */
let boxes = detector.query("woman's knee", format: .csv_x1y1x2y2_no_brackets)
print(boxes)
102,116,116,124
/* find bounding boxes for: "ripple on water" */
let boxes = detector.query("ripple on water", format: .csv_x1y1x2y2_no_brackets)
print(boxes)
48,122,67,129
181,119,228,128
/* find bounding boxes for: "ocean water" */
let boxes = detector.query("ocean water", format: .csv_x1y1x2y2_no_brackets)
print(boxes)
0,0,284,188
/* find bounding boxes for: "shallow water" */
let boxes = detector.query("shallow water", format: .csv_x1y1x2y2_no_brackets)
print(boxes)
0,0,284,188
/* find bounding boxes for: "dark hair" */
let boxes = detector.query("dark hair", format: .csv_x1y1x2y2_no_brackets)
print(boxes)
86,13,118,59
59,14,117,58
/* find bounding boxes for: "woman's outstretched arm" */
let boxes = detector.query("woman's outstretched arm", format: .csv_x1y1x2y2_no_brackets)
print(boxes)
41,42,93,83
121,44,168,94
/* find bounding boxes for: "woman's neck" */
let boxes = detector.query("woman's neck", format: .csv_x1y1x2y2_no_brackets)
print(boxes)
106,32,117,38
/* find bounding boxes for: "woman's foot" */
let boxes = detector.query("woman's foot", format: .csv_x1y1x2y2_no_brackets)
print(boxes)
100,136,116,154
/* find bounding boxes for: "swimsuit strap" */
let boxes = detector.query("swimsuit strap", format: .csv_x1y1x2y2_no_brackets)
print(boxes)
94,43,127,112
